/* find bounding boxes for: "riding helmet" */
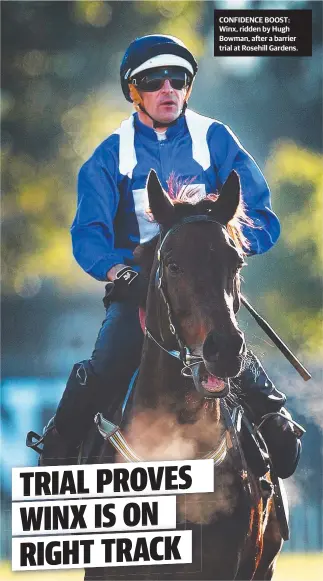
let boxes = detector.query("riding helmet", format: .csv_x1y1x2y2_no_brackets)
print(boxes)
120,34,198,103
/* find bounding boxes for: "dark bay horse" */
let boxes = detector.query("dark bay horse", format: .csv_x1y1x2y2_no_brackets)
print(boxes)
85,170,283,580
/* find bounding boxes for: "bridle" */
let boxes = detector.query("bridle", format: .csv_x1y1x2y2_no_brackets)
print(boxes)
94,217,243,466
145,214,238,378
145,212,312,384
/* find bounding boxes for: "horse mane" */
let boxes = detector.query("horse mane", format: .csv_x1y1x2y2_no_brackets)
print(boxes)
227,203,252,255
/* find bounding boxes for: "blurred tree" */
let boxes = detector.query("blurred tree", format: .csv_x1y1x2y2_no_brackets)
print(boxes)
243,142,323,358
199,1,322,158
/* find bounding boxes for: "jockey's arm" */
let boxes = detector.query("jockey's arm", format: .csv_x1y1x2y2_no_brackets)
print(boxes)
209,123,281,255
71,141,131,281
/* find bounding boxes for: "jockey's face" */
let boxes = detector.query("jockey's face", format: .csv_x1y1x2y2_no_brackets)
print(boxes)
138,78,187,128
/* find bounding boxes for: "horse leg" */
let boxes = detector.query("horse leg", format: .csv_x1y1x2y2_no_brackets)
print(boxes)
253,500,283,580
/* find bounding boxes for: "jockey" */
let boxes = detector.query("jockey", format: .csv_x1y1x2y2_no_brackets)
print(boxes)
40,35,303,477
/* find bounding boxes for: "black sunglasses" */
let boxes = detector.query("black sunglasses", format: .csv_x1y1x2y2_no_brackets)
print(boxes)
131,68,191,92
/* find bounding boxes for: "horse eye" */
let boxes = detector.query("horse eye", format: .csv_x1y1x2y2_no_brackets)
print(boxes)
168,263,182,275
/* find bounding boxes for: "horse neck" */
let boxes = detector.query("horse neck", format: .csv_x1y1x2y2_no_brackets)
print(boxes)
131,304,224,459
128,253,225,458
131,338,223,460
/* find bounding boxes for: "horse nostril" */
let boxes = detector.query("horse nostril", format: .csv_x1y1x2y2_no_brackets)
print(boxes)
203,331,221,362
231,332,245,356
202,330,246,379
203,330,245,361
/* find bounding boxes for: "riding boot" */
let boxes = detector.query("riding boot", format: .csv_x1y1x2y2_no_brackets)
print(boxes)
39,361,100,465
238,351,305,478
55,361,100,440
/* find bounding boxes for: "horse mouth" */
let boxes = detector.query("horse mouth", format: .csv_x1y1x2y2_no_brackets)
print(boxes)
201,373,226,393
192,364,230,398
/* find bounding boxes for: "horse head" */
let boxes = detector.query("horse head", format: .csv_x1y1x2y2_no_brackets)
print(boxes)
138,169,248,397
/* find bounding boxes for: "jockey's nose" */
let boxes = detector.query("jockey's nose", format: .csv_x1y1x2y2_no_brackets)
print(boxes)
161,79,173,92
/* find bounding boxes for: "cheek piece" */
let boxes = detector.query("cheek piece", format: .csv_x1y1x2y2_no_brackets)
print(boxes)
128,82,193,129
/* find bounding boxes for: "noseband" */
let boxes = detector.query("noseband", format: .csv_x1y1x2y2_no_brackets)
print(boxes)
145,215,239,379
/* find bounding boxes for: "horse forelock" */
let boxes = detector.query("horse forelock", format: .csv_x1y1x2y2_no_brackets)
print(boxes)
167,172,199,201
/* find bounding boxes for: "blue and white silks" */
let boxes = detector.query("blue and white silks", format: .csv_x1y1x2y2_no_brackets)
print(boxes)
71,109,280,281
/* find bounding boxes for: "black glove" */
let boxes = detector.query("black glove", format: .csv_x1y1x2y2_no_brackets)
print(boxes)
103,267,143,307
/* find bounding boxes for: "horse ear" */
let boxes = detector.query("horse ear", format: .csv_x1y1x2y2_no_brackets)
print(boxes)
213,171,241,225
147,169,174,225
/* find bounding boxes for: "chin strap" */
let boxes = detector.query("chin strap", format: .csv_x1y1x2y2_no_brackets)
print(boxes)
129,82,193,129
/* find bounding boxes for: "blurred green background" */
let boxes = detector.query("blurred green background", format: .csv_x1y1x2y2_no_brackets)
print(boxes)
1,0,322,575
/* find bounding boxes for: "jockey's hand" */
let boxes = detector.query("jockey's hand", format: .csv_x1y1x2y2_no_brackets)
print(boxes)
103,267,143,306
